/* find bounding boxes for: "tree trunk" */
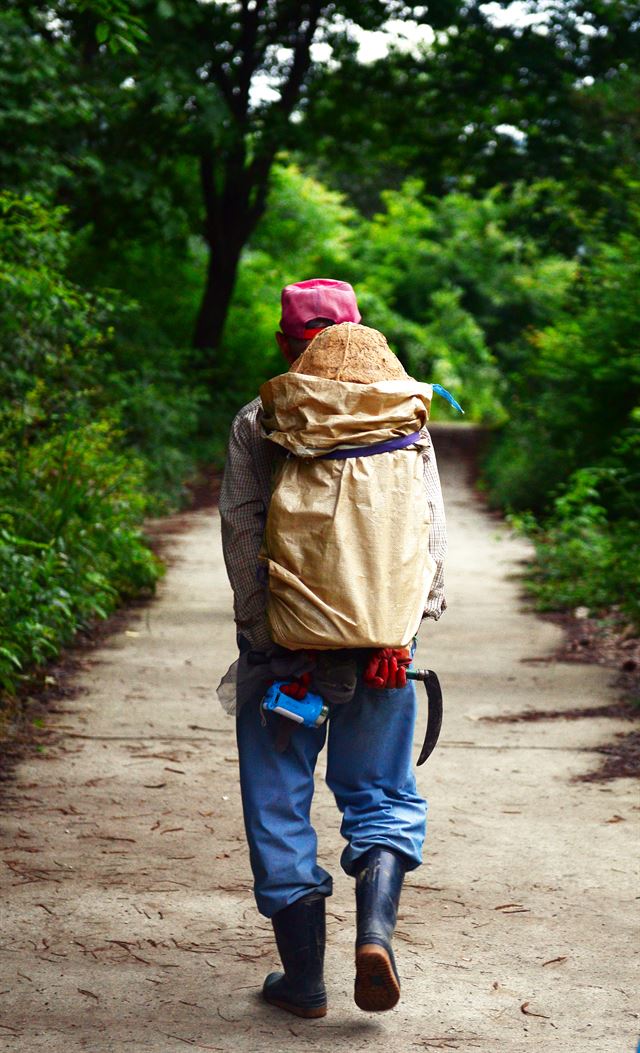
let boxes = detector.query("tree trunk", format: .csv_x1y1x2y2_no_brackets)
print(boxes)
189,2,324,354
193,146,263,354
192,238,242,354
193,141,274,354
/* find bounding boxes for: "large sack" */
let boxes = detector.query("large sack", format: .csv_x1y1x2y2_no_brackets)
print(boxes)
259,369,436,651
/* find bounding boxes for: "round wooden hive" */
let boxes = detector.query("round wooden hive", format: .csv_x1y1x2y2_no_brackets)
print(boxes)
290,322,407,383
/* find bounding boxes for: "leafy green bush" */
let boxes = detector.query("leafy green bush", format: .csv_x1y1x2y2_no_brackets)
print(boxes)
215,165,571,428
352,179,575,422
0,192,199,696
0,422,161,690
513,467,640,628
483,209,640,514
484,199,640,627
0,193,204,504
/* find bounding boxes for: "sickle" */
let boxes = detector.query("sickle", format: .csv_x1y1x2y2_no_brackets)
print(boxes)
406,668,444,765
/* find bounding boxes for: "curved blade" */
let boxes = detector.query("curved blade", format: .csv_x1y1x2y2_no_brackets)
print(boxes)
416,670,443,766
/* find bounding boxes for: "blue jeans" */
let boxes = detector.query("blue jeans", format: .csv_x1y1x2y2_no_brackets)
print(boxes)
236,677,427,918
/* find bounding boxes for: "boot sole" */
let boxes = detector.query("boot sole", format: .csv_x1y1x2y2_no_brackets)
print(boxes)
264,996,327,1019
354,944,400,1012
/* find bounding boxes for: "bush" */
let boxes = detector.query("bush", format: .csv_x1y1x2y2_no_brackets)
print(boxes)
0,193,188,697
0,422,161,691
353,179,575,422
483,200,640,627
483,208,640,514
513,467,640,628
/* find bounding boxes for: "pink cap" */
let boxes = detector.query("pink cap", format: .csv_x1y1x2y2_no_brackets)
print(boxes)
280,278,361,339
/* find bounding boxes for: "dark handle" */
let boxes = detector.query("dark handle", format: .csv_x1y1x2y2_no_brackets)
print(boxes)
407,668,444,765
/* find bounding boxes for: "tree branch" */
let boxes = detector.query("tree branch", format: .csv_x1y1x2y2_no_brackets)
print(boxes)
236,0,266,116
207,62,243,120
199,148,217,225
278,0,324,118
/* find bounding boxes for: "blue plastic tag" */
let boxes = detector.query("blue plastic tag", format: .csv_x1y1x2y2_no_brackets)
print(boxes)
432,383,464,414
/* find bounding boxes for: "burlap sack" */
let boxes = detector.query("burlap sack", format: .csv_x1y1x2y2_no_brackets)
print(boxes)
290,321,407,383
259,369,436,651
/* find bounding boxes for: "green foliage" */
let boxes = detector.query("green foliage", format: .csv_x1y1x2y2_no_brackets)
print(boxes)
0,193,203,501
0,422,160,691
209,163,358,432
352,180,575,421
512,467,640,629
251,163,356,278
80,0,149,54
0,194,109,428
484,207,640,512
485,201,640,628
303,1,640,238
214,169,579,428
0,192,206,696
1,0,638,663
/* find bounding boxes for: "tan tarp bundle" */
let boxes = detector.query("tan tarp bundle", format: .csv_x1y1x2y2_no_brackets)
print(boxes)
259,368,436,651
290,322,408,383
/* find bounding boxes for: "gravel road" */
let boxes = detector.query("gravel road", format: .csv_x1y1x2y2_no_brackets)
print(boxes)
1,430,638,1052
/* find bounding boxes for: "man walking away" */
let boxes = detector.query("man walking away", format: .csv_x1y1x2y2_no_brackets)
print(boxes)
219,278,447,1016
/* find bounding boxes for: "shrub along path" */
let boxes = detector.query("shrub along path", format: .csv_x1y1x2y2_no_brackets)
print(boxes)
1,429,638,1052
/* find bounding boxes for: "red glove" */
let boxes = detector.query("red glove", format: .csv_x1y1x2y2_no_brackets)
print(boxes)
363,648,412,689
279,672,312,701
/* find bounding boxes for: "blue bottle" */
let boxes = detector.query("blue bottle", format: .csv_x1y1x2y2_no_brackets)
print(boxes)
261,681,329,727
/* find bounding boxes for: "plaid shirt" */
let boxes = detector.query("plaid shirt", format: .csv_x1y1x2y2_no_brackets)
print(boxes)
219,397,447,651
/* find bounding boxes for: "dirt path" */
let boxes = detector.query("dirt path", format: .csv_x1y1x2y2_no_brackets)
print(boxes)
1,434,638,1053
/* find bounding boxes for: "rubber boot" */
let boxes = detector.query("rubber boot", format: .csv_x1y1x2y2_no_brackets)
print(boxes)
354,847,405,1012
262,893,327,1018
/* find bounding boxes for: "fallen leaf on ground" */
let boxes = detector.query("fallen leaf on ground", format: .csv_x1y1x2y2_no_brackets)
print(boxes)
520,1001,550,1019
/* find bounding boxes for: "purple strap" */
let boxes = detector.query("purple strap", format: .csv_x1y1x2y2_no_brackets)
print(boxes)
320,430,422,461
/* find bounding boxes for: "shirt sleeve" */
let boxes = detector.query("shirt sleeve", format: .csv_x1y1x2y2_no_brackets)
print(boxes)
218,410,273,651
422,434,447,620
